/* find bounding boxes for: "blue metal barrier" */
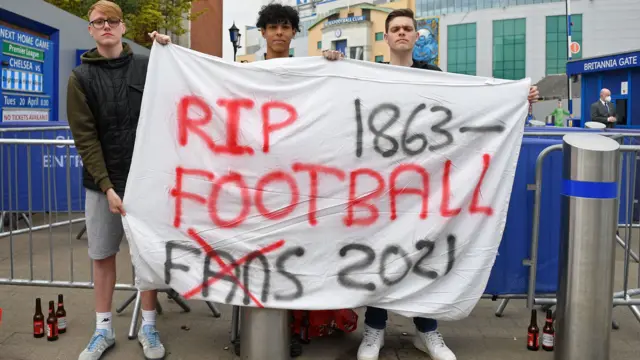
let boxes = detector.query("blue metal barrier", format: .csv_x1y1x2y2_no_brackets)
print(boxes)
1,124,636,299
0,124,85,213
485,137,564,295
486,128,640,298
617,132,640,223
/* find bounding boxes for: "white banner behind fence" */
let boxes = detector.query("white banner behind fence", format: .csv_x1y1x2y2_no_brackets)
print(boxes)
122,44,531,320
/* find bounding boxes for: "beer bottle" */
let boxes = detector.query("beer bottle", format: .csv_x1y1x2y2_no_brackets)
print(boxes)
55,294,67,334
46,300,58,341
527,309,539,351
33,298,45,338
299,311,310,344
542,309,555,351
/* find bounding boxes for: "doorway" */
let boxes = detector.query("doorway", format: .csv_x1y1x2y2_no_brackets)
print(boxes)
615,98,628,126
611,94,629,127
333,40,347,56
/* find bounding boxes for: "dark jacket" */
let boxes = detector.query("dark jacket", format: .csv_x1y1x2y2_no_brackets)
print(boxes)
383,60,443,72
411,60,443,72
590,99,617,128
67,43,148,196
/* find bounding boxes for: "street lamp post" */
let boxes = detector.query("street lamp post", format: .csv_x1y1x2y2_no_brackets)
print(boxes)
229,22,242,62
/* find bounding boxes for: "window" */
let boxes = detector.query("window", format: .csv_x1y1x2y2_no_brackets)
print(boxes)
415,0,562,18
375,55,384,63
493,18,526,80
447,23,476,75
317,41,322,50
375,32,384,41
546,14,582,75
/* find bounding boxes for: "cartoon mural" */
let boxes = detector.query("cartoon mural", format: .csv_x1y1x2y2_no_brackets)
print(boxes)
413,17,440,66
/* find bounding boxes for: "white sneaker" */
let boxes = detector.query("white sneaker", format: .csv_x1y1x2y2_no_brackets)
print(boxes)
78,329,116,360
357,325,385,360
413,330,457,360
138,325,166,360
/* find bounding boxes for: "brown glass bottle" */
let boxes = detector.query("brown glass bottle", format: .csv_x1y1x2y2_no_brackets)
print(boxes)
56,294,67,334
33,298,45,338
46,300,58,341
542,309,555,351
299,311,310,344
527,309,539,351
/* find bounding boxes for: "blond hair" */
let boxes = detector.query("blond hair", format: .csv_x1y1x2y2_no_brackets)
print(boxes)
87,0,123,20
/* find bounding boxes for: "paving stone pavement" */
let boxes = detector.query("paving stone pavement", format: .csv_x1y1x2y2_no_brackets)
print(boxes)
0,220,639,359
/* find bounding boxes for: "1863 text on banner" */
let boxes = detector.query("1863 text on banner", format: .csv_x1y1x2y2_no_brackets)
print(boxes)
122,44,531,321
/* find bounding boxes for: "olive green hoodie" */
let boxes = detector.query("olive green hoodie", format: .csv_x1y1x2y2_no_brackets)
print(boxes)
66,43,134,193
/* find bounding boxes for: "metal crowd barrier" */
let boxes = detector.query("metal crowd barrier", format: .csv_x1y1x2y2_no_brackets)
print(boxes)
3,126,639,358
0,128,221,341
0,126,84,238
0,129,92,290
494,131,640,331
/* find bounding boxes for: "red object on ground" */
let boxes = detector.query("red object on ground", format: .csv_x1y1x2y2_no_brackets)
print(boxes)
291,309,358,339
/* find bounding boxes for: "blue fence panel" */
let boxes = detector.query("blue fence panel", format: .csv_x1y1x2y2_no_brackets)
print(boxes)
485,129,640,296
485,137,564,295
0,127,85,213
617,134,640,224
2,125,637,296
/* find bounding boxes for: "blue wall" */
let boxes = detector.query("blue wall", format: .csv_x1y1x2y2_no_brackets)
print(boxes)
568,50,639,127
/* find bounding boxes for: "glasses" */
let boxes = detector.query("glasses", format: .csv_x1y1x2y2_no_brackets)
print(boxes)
90,18,122,29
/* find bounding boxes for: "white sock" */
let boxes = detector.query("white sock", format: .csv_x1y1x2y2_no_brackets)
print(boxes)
141,310,156,328
96,312,112,331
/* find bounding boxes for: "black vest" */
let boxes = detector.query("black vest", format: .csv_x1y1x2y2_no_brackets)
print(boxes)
72,52,149,196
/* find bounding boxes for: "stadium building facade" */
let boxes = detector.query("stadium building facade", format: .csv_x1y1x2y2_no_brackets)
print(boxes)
238,0,640,84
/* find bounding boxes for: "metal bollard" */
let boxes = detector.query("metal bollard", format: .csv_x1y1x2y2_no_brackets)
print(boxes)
555,134,620,360
240,307,290,360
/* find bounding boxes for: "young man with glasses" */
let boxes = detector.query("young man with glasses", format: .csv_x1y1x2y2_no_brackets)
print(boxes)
67,1,170,359
323,8,538,360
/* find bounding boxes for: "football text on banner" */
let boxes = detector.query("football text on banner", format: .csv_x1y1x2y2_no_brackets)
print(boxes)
122,44,531,321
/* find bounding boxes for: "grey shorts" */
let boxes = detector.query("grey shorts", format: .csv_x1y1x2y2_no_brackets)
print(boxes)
85,189,124,260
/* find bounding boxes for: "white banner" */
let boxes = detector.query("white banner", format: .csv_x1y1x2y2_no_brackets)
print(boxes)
122,44,530,320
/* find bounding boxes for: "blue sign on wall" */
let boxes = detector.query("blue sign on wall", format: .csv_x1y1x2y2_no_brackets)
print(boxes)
567,51,640,75
0,25,54,122
6,57,42,73
297,0,333,5
2,68,44,92
325,16,366,27
2,93,50,109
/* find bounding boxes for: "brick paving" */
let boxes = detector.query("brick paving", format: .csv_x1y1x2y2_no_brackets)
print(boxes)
0,220,638,359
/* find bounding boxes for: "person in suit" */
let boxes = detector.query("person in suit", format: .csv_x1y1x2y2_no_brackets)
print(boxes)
590,88,617,128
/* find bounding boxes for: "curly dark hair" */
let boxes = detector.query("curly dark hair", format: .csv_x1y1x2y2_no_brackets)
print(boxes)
256,2,301,32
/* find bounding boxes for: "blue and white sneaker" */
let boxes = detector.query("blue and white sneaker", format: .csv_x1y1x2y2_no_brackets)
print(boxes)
138,325,166,360
78,329,115,360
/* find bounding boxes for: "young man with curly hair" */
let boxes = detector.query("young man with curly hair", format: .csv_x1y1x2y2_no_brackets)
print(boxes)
256,2,300,60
